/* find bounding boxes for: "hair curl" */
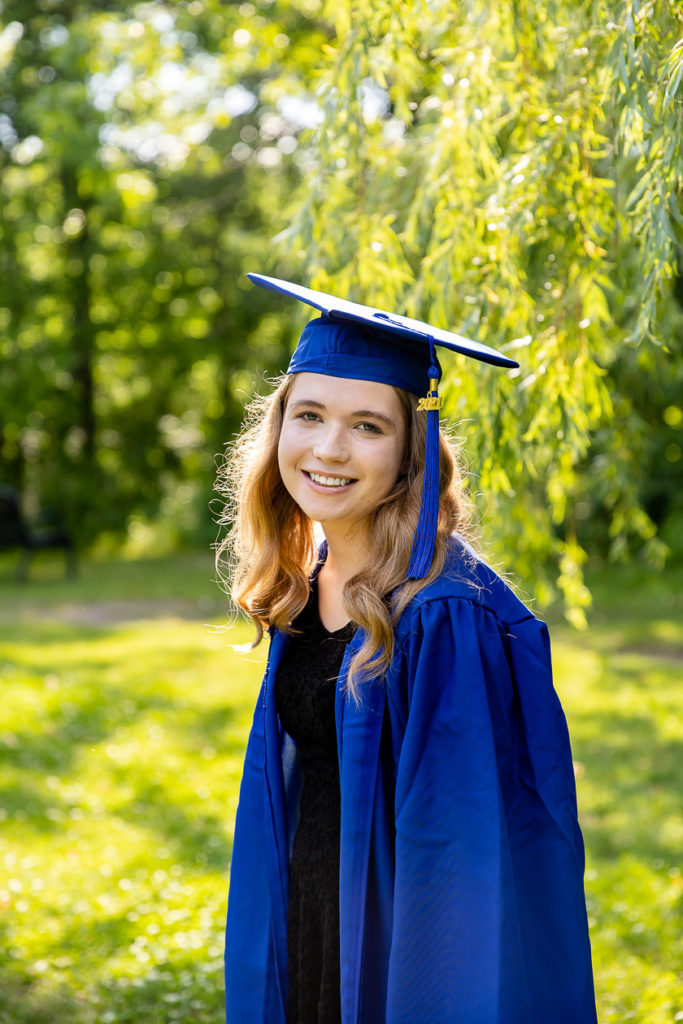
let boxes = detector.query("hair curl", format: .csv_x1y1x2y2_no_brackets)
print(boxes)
215,374,475,700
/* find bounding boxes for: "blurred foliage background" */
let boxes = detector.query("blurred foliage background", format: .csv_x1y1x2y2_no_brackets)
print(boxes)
1,0,682,616
1,3,682,1022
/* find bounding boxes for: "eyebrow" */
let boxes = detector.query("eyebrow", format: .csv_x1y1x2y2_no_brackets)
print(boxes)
289,398,396,427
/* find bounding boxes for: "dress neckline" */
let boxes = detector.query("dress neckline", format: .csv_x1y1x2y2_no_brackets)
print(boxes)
309,579,354,638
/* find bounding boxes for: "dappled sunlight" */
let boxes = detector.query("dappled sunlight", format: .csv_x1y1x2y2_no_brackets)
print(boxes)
551,590,683,1023
0,554,681,1020
0,559,263,1022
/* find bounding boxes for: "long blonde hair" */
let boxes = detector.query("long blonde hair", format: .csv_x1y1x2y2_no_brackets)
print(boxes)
215,373,475,699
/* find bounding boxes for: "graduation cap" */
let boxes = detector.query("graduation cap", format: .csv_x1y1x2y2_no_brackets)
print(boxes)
248,273,518,580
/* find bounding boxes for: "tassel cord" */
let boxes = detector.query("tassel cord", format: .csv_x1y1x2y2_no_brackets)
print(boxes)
406,339,442,580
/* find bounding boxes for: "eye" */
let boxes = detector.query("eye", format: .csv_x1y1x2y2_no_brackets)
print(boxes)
356,421,383,434
295,411,321,422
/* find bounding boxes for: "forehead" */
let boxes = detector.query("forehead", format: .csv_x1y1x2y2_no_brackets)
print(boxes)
287,372,403,417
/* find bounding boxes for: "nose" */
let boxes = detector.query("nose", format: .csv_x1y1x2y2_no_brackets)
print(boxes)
312,423,349,463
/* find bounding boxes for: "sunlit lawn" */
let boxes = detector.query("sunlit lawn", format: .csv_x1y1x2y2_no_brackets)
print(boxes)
0,552,681,1023
549,566,683,1024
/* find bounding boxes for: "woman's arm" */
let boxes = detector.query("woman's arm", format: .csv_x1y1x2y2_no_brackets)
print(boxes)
386,597,596,1024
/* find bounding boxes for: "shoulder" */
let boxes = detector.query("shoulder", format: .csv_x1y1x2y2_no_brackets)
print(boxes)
393,534,540,650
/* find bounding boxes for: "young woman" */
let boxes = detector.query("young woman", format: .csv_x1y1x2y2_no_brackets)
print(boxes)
219,275,597,1024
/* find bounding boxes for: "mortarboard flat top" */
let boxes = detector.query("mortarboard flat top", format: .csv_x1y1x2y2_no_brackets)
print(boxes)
247,273,519,371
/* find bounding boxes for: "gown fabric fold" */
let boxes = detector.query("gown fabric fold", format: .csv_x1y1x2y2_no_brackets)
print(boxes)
224,538,597,1023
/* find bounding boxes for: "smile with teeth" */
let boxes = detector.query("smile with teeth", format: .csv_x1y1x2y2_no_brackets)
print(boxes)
306,471,355,488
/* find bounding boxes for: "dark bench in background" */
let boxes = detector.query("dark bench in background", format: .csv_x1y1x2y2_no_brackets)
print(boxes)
0,485,77,581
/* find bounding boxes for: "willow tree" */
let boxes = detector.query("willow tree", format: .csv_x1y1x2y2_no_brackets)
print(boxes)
278,0,683,620
0,0,325,543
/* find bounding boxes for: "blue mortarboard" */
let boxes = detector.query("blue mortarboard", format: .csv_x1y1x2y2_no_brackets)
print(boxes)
248,273,518,579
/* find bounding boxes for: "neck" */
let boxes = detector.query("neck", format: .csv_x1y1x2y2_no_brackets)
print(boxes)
320,521,369,587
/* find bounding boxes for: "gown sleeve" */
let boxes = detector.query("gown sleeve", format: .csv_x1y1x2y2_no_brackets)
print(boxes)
385,596,597,1024
224,677,286,1023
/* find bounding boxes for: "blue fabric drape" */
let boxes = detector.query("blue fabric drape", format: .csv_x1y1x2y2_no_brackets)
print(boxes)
224,540,597,1023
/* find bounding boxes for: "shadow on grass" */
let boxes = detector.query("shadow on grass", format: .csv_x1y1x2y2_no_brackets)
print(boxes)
94,959,225,1024
0,916,225,1024
177,703,257,758
0,779,68,833
0,963,225,1024
0,679,243,865
0,918,86,1024
0,974,90,1024
0,673,248,773
0,685,177,775
113,779,233,868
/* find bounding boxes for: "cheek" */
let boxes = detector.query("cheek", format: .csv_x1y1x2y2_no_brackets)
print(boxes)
278,420,299,458
277,427,295,482
371,439,404,491
386,434,406,480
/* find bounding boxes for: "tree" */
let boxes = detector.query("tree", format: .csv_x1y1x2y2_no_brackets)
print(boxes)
0,0,322,544
1,0,680,616
280,0,683,620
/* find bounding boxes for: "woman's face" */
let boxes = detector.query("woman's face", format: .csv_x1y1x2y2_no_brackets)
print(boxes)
278,372,407,542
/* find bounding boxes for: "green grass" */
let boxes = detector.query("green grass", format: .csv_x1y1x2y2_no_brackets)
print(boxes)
0,553,682,1022
0,552,262,1023
549,567,683,1024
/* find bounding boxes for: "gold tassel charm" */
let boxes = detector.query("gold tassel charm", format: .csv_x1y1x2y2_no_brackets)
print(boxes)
417,377,442,412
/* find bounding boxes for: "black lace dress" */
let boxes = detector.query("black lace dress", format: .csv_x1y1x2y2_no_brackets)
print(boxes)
275,585,355,1024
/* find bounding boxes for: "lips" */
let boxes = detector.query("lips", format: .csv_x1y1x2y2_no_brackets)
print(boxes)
304,471,357,488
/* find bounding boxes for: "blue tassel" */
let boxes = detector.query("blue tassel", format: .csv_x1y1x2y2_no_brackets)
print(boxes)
407,339,441,580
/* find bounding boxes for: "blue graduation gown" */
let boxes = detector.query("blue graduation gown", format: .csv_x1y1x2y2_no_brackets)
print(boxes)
224,539,597,1023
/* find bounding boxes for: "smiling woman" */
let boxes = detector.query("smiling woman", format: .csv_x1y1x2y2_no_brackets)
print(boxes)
278,374,406,556
219,365,468,691
215,275,597,1024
